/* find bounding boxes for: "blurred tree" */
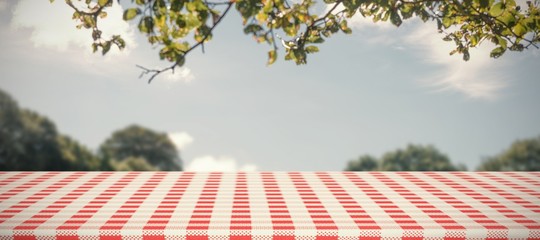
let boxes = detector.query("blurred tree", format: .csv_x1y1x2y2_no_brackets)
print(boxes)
345,144,466,171
345,155,379,171
477,136,540,171
0,89,100,171
57,135,102,170
110,157,158,171
51,0,540,82
99,125,182,171
380,144,465,171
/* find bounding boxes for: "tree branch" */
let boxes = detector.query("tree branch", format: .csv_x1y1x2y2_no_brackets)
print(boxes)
140,2,234,83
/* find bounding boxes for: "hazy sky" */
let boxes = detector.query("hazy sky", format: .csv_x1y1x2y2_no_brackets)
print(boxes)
1,0,539,171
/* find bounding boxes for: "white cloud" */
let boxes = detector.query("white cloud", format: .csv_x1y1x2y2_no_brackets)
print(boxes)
404,24,507,100
186,156,258,172
11,0,135,55
331,3,508,100
167,131,254,172
324,4,395,33
163,67,195,83
168,132,194,150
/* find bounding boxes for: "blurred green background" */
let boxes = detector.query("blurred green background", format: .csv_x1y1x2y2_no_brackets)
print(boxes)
1,88,538,171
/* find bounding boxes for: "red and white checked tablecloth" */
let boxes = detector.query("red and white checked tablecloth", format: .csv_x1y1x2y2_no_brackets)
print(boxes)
0,172,539,240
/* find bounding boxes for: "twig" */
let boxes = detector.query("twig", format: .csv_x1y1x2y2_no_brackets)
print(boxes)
301,1,343,43
140,2,234,83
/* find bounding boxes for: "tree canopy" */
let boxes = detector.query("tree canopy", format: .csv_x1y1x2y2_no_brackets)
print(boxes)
0,88,183,171
51,0,540,81
99,124,183,171
345,144,467,171
0,89,100,171
345,155,379,171
477,135,540,170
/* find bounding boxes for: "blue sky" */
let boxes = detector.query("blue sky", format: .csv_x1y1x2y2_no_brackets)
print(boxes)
1,0,539,171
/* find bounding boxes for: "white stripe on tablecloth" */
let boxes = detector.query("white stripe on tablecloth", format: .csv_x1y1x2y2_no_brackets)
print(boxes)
207,173,232,237
80,172,146,235
313,172,361,238
243,172,270,237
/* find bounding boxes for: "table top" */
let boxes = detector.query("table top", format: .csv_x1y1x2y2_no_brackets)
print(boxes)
0,171,539,239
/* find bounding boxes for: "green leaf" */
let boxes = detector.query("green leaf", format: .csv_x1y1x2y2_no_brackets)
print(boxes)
462,49,470,61
176,54,186,66
505,0,516,8
292,49,307,64
267,50,277,65
138,17,154,33
82,15,95,28
72,11,81,20
498,12,516,26
186,2,197,12
123,8,141,21
243,24,263,34
98,0,109,7
340,20,352,34
307,32,325,43
509,43,524,51
176,15,187,28
285,51,293,61
195,25,212,42
185,14,202,29
112,35,126,49
494,36,508,48
236,0,261,21
170,0,184,11
490,2,504,16
305,45,319,53
102,41,112,55
478,0,490,8
135,0,146,4
470,35,479,46
442,17,454,28
512,23,527,36
490,46,506,58
390,11,402,26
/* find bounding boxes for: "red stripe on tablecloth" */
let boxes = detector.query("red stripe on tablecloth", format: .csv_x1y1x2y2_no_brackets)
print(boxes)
317,172,380,230
506,172,540,184
479,172,540,202
1,172,83,225
100,172,167,236
0,172,46,203
261,172,295,238
453,172,540,228
425,172,509,239
344,172,424,231
230,172,251,236
289,172,338,238
56,172,141,234
186,172,222,237
13,172,111,233
143,172,195,232
406,173,508,231
391,172,467,239
1,172,540,240
0,172,34,187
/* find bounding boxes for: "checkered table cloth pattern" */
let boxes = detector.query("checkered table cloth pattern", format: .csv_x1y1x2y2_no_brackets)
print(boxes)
0,172,539,240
